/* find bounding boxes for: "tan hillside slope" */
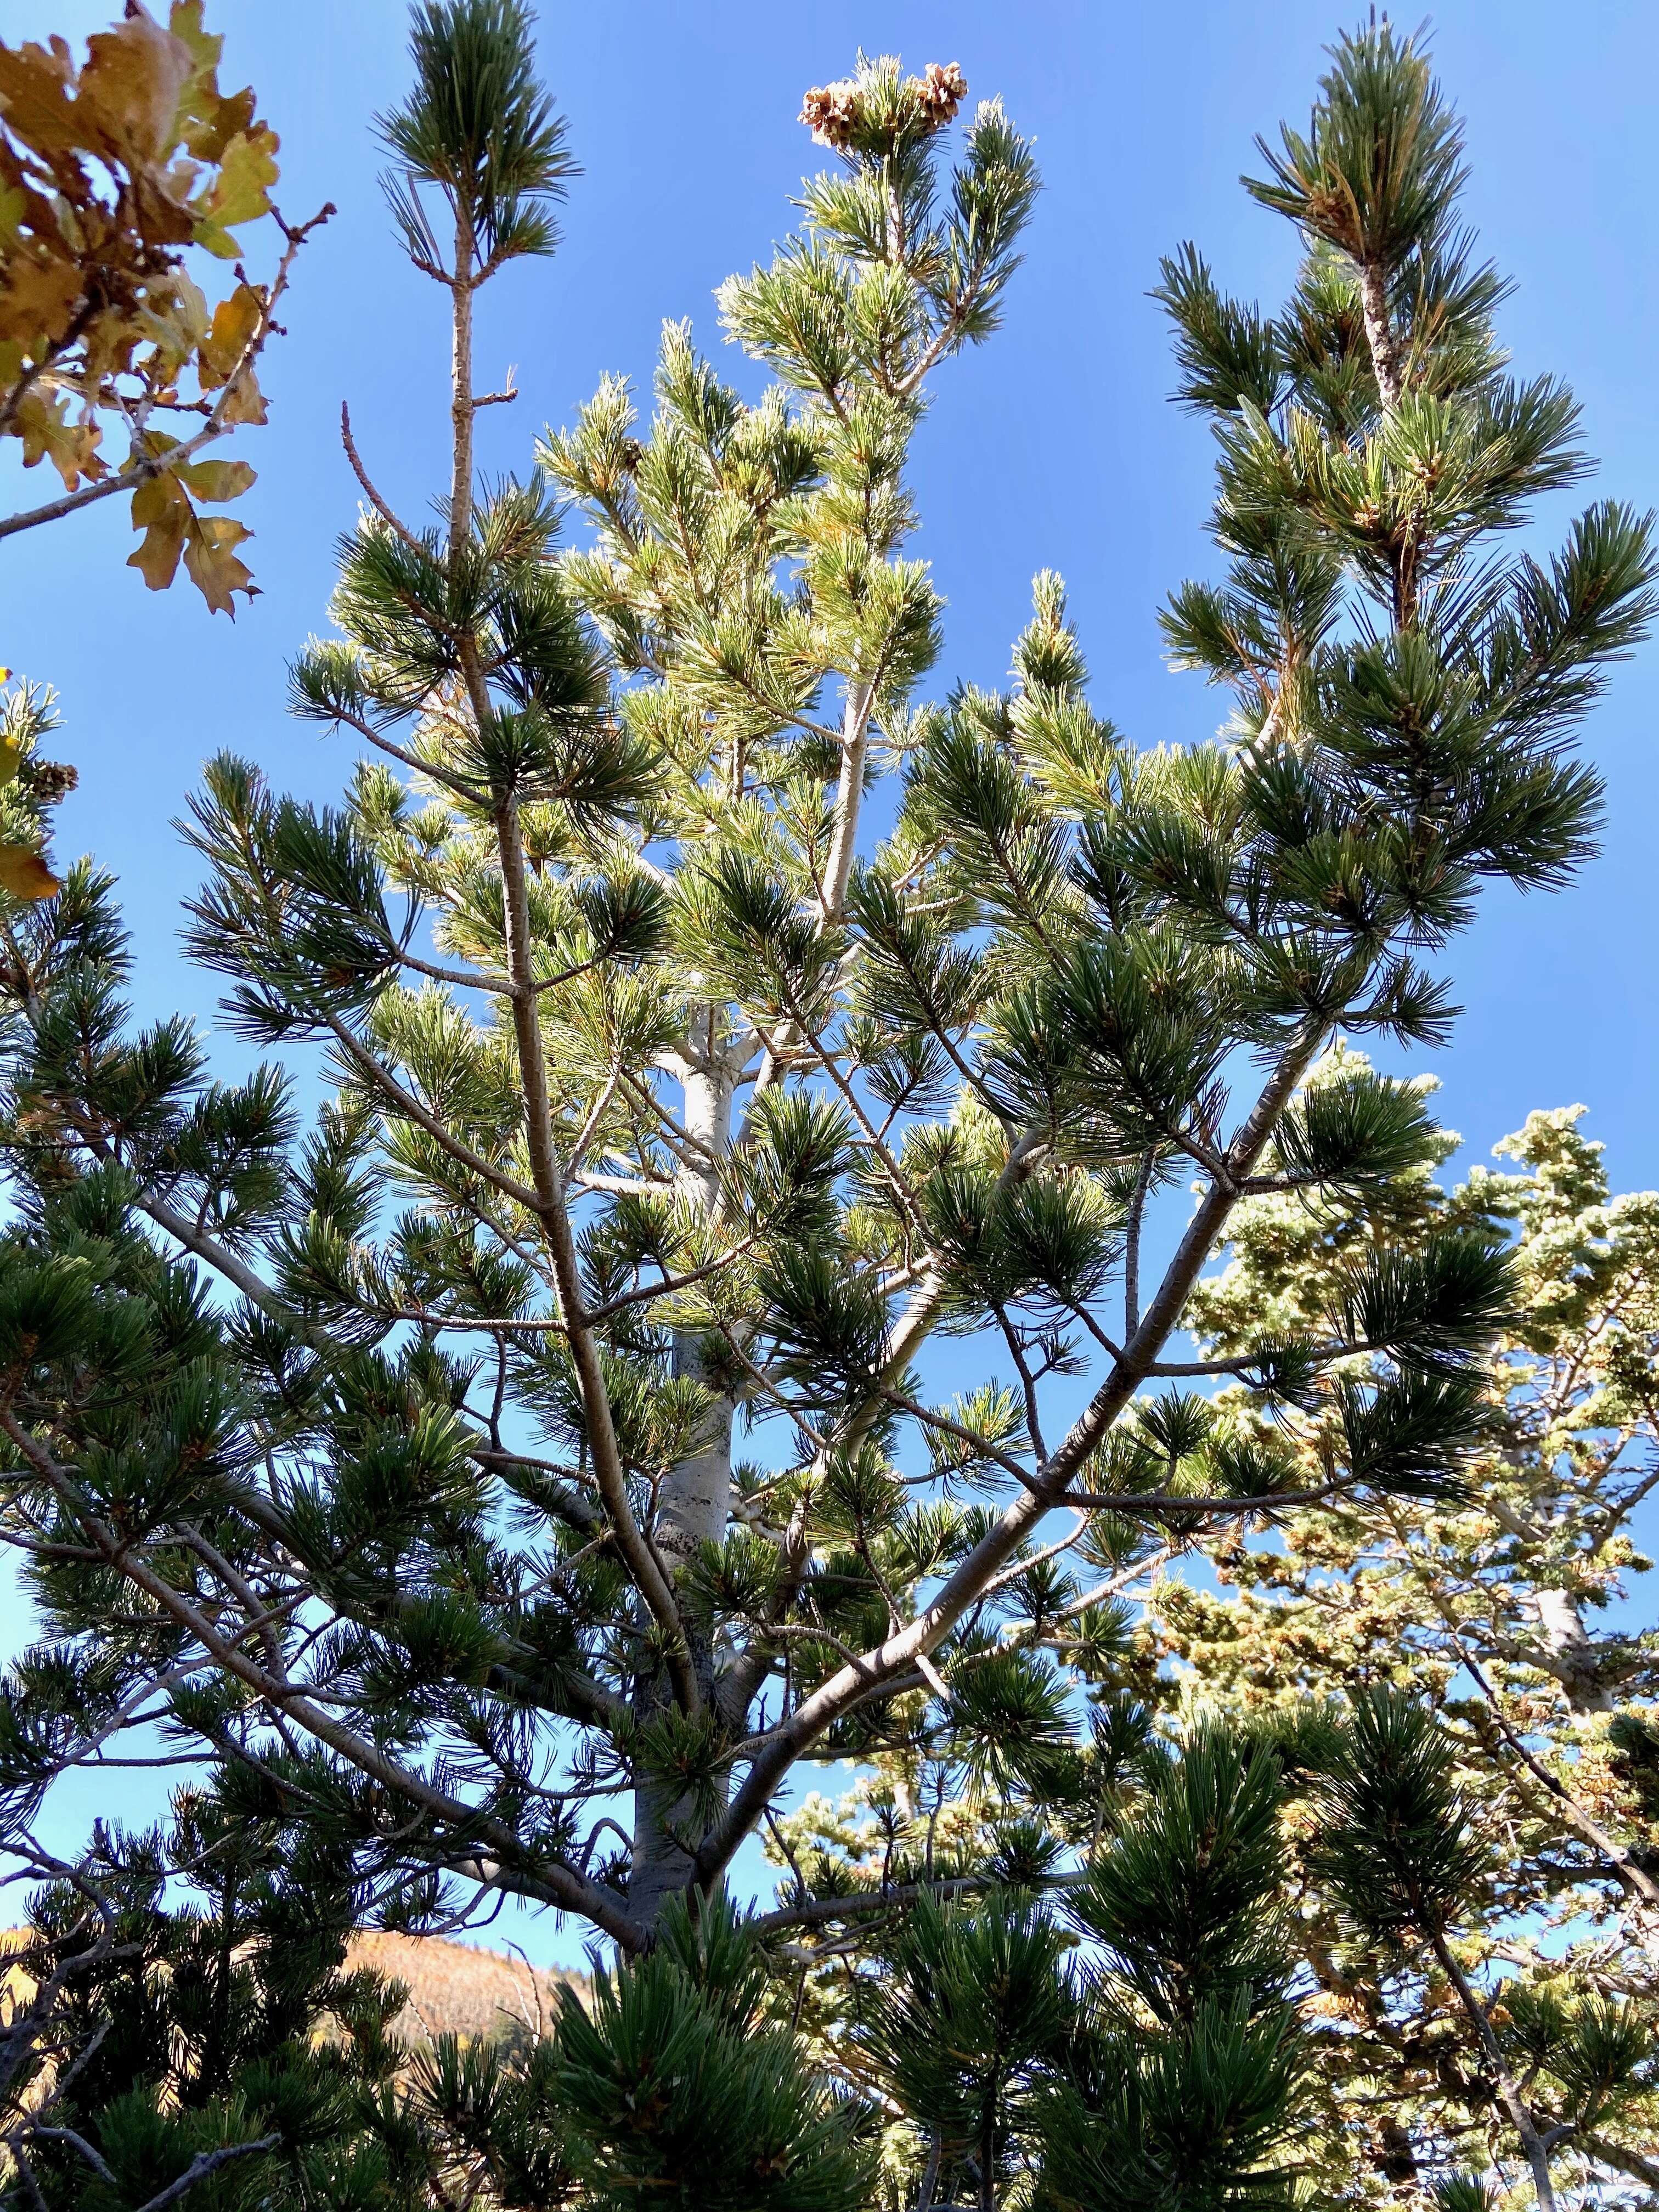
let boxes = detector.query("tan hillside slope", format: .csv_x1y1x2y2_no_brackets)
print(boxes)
3,1928,583,2047
347,1930,583,2044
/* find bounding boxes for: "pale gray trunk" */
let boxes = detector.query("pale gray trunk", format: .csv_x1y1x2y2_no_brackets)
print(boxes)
1532,1587,1614,1713
653,1056,736,1570
628,1771,705,1929
628,676,875,1925
630,1043,737,1926
654,1335,736,1568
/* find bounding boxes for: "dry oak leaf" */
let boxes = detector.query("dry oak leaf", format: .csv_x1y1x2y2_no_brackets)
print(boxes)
182,510,252,612
0,845,59,900
127,427,255,610
0,36,85,163
0,248,85,354
74,8,195,167
127,469,255,611
14,390,105,490
170,2,263,166
127,465,191,587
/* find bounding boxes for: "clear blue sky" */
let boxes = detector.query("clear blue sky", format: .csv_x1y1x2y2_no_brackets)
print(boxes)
5,0,1658,1962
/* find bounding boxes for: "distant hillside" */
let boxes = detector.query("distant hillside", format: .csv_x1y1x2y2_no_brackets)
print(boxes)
347,1930,583,2044
3,1929,583,2047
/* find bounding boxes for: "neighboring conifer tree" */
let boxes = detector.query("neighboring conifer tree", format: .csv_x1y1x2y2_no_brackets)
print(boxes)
2,11,1656,2209
0,1798,411,2209
1152,1081,1659,2203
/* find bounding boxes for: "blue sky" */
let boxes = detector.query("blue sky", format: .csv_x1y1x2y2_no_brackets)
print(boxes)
4,0,1659,1963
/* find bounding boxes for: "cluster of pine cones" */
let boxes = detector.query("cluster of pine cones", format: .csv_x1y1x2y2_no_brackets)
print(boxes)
799,62,968,151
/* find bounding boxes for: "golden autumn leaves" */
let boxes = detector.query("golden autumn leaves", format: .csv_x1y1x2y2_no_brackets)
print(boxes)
0,3,323,903
0,0,290,616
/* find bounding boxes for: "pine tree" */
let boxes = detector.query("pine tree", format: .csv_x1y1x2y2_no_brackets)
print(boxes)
2,14,1657,2206
0,1795,415,2211
1158,1076,1659,2203
380,1720,1317,2212
838,1722,1304,2212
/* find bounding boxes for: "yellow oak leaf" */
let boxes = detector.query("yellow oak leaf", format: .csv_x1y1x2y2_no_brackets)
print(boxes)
0,844,59,902
166,1,222,74
170,269,211,345
76,7,194,166
173,456,255,503
196,279,261,385
193,123,279,235
182,512,252,616
200,84,257,159
127,469,191,590
190,221,239,262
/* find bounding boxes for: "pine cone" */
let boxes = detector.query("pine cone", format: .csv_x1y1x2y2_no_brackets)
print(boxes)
799,78,860,149
16,758,78,804
916,62,967,129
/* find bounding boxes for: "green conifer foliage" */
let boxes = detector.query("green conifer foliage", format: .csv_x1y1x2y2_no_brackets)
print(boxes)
0,1802,415,2211
1155,1082,1659,2204
1,15,1656,2208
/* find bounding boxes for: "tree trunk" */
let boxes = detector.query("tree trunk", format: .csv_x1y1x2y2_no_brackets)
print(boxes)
449,204,474,568
628,667,870,1924
653,1054,736,1575
1358,258,1404,415
1370,2115,1417,2186
629,1040,737,1927
1533,1587,1615,1713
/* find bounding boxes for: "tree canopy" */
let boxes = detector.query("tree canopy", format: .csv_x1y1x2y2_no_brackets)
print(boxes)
1,10,1656,2210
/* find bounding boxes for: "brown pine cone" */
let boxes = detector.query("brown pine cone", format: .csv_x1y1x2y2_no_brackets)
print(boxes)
916,62,967,128
799,78,860,149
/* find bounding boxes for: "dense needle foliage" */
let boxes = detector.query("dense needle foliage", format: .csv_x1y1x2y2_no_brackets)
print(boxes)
2,8,1656,2208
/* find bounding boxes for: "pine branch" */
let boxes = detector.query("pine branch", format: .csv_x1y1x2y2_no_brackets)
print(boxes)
697,1026,1325,1886
1427,1926,1562,2212
324,1011,543,1209
1454,1634,1659,1912
128,2138,284,2212
0,1409,649,1951
495,797,695,1702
